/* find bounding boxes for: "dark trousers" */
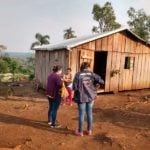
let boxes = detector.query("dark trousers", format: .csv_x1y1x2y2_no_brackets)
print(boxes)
48,96,61,125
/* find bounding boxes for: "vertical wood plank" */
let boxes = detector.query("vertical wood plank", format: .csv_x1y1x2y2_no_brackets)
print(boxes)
101,37,108,51
148,54,150,87
105,52,112,92
107,35,113,51
125,37,130,53
123,68,130,90
96,39,102,51
109,52,117,91
119,53,125,91
136,54,142,89
115,52,121,91
140,54,145,89
117,33,122,52
132,54,138,89
45,51,49,88
128,54,134,90
121,33,126,53
112,33,119,51
144,54,149,88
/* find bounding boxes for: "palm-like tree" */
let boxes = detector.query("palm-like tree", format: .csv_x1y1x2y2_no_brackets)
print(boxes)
0,44,7,57
0,44,7,51
31,33,50,49
63,27,76,39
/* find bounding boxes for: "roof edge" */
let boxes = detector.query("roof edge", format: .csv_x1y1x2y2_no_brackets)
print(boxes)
68,28,150,49
33,27,150,51
68,27,127,48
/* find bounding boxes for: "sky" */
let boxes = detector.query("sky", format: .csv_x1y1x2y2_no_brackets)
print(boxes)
0,0,149,52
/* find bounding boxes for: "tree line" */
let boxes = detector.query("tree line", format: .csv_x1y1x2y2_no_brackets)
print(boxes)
31,1,150,50
0,54,35,81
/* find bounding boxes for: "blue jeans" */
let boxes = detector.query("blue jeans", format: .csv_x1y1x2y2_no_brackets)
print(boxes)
77,101,94,132
48,96,61,126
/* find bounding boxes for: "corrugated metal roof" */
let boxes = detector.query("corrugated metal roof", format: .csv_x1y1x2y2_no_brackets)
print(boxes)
33,27,149,51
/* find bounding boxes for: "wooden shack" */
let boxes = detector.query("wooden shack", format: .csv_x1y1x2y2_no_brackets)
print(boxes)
34,28,150,92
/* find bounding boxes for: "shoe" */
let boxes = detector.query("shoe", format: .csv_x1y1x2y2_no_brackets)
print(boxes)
75,130,83,136
48,122,52,125
85,130,92,136
50,124,61,128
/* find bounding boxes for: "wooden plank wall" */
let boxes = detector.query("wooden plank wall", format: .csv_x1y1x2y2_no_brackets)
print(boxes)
72,41,95,75
69,48,79,78
35,49,69,88
35,50,43,85
35,31,150,91
35,50,39,82
95,31,150,92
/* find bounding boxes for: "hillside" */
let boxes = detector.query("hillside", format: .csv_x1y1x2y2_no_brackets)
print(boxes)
4,52,35,60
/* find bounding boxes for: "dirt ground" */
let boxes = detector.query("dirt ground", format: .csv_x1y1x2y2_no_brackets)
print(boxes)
0,83,150,150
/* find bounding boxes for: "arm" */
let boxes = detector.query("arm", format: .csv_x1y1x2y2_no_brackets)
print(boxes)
56,76,62,88
73,73,79,91
92,73,104,85
64,74,72,82
69,74,73,82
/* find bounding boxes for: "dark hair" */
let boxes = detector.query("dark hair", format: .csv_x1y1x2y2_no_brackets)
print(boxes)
67,68,71,71
53,65,62,72
80,62,90,71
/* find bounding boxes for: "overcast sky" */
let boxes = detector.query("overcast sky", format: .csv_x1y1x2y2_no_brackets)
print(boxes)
0,0,149,52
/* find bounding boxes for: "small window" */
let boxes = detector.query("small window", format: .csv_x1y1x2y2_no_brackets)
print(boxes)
124,57,134,69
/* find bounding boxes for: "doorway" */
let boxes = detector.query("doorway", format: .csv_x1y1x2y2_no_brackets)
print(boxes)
94,51,108,82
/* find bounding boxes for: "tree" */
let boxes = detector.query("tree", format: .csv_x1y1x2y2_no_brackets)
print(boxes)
9,60,19,82
26,56,35,74
63,27,76,39
92,2,121,33
0,59,9,73
31,33,50,49
0,44,7,57
127,7,150,41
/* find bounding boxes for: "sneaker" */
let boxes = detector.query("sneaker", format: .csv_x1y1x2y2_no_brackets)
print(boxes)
50,124,61,128
85,130,92,136
75,130,83,136
48,122,52,125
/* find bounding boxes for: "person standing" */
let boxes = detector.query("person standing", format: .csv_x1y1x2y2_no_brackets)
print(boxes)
73,62,104,136
46,65,62,128
63,68,73,106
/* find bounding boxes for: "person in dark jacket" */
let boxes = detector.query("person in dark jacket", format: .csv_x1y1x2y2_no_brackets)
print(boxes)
46,65,62,128
73,62,104,136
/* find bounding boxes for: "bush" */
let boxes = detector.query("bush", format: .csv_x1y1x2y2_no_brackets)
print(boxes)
29,74,35,81
0,59,9,73
0,55,35,82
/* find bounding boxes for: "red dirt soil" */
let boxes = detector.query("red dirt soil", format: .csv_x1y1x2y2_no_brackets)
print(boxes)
0,83,150,150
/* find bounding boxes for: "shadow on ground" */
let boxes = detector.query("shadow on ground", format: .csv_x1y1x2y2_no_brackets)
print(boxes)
0,112,74,135
93,107,150,130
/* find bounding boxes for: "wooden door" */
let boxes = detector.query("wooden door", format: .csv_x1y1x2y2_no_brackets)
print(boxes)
79,49,94,71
